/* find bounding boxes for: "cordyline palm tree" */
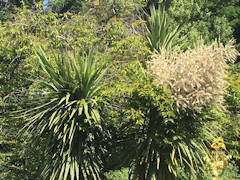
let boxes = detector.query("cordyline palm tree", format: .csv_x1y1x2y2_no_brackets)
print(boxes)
21,48,108,180
146,5,181,53
116,62,214,180
127,93,212,180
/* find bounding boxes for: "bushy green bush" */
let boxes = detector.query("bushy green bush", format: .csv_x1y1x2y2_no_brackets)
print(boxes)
223,76,240,168
104,168,128,180
168,0,236,48
176,161,240,180
100,61,225,179
1,1,240,179
0,2,149,179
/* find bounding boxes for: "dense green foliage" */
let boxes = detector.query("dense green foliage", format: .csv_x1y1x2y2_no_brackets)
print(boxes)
167,0,240,49
22,48,108,180
146,6,181,52
108,62,210,179
0,0,240,179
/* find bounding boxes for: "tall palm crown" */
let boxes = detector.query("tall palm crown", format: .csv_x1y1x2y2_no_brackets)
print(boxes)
23,48,108,180
146,6,180,53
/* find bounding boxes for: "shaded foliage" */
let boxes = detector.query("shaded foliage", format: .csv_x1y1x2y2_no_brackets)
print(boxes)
0,1,240,179
20,48,108,180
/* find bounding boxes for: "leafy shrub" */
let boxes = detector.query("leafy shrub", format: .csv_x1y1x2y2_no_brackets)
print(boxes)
1,1,239,179
104,168,128,180
176,138,240,180
176,161,240,180
223,76,240,167
230,62,240,78
168,0,235,48
103,61,217,180
203,137,240,180
226,76,240,115
0,3,150,178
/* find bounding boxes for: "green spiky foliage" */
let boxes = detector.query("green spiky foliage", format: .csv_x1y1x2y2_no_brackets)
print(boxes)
146,5,181,53
127,84,211,180
21,48,108,180
105,61,213,180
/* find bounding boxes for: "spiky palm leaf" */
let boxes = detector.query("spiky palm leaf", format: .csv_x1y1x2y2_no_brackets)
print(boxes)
129,133,211,180
121,73,213,180
21,48,108,180
128,121,212,180
146,5,180,53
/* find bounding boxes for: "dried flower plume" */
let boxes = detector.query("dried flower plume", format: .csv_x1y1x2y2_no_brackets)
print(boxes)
149,41,239,112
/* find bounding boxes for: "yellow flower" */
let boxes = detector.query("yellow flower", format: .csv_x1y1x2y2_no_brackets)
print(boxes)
219,143,226,150
211,143,220,150
213,137,224,143
211,137,226,150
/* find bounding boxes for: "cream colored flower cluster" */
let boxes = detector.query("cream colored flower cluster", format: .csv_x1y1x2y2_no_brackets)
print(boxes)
149,42,239,112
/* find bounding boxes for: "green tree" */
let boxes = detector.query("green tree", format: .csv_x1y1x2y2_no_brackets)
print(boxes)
20,48,108,179
165,0,240,49
102,61,215,180
145,6,181,52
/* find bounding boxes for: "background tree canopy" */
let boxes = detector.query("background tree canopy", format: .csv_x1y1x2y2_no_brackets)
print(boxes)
0,0,240,179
